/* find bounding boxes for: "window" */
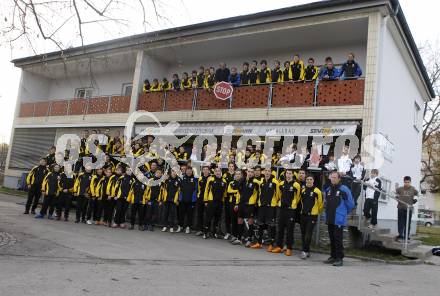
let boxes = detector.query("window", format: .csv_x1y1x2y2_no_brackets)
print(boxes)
379,177,391,202
122,83,133,96
414,102,421,132
75,88,93,99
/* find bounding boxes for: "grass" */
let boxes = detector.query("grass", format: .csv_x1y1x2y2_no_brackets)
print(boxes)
417,226,440,246
0,186,27,197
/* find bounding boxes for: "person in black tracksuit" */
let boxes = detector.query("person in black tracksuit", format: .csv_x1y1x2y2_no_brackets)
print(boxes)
161,170,181,232
249,60,259,84
144,169,164,231
96,168,113,225
195,166,211,236
363,169,382,228
74,167,93,223
178,167,198,233
222,163,235,239
87,168,103,224
45,146,56,167
57,170,75,221
113,168,134,228
203,167,227,239
295,169,307,228
24,158,48,214
227,171,242,241
299,175,323,259
240,62,250,85
35,164,61,219
128,178,147,230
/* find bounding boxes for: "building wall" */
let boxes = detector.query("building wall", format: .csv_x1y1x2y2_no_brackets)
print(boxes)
20,71,52,102
374,20,426,227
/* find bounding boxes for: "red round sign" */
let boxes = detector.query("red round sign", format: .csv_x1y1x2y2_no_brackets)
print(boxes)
213,82,233,100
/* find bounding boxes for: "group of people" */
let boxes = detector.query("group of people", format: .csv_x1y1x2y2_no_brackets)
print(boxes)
142,53,363,92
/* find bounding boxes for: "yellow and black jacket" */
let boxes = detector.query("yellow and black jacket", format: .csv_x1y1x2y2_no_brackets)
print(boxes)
146,177,164,203
45,153,56,167
197,175,211,201
161,177,180,204
181,78,191,90
237,177,260,205
222,171,234,185
278,179,301,209
227,180,241,204
73,172,93,196
257,67,271,84
271,67,283,83
203,74,215,89
177,151,189,161
26,165,48,187
114,174,134,199
161,81,172,91
290,60,305,81
59,172,76,194
282,67,290,82
127,179,148,204
41,171,61,196
143,83,151,93
96,175,113,200
150,84,161,92
90,173,104,198
240,70,250,85
103,161,115,173
299,186,323,216
249,68,259,84
204,176,227,202
304,65,319,81
258,176,280,207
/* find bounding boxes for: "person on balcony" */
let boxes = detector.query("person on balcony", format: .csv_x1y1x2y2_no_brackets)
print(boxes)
249,60,259,85
197,66,205,88
271,60,283,83
161,78,172,91
150,79,161,92
204,67,216,89
181,72,191,90
228,67,241,86
340,52,362,79
290,54,305,81
363,169,382,229
282,61,291,82
304,57,319,81
240,62,250,85
171,74,181,91
215,62,230,82
257,60,271,84
190,70,198,88
319,57,340,80
143,79,151,93
395,176,419,242
323,171,354,267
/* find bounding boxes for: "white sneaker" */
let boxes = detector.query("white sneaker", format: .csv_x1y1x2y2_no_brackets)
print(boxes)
169,227,174,233
367,224,375,229
224,233,231,240
301,251,307,260
86,220,92,225
185,226,190,234
161,227,167,232
176,226,181,233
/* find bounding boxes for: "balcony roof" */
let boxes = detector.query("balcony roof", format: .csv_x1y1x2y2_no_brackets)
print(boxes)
10,0,435,98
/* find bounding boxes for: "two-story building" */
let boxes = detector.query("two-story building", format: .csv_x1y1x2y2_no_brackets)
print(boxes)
3,0,435,234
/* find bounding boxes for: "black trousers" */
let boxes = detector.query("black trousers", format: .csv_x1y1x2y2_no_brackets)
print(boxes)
195,199,205,231
328,224,344,259
300,215,317,253
86,199,98,221
179,201,195,228
224,200,232,234
275,208,295,249
351,182,362,206
204,201,222,235
75,195,88,222
114,198,127,225
145,201,159,226
257,206,277,244
25,185,42,212
104,198,116,224
40,194,56,216
162,201,176,228
56,192,72,218
96,199,106,221
230,205,238,237
130,203,145,226
397,209,412,239
363,198,378,225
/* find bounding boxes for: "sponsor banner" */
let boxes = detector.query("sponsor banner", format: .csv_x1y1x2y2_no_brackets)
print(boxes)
135,122,357,137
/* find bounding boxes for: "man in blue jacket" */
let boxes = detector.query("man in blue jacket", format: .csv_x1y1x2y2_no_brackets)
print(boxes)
340,52,362,79
319,57,340,80
228,67,241,86
324,171,354,267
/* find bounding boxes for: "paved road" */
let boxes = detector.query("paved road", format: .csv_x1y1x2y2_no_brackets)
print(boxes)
0,193,439,296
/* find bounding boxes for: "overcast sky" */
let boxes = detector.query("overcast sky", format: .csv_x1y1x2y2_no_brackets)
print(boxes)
0,0,438,143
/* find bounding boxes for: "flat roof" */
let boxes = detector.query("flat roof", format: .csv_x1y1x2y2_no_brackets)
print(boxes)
10,0,435,97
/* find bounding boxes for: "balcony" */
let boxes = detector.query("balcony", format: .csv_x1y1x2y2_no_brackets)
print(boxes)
18,79,364,117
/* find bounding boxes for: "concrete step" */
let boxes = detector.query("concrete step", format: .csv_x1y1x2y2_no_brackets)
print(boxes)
403,245,433,259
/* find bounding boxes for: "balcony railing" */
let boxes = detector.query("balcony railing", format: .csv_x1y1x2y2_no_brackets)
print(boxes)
137,79,365,112
18,79,364,117
19,95,131,118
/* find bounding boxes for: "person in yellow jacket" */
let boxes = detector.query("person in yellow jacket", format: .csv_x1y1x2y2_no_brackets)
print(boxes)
161,78,172,91
203,167,228,239
35,164,62,219
250,168,280,250
143,79,151,93
56,168,76,221
271,60,283,83
290,54,305,81
271,169,301,256
127,176,148,230
104,165,122,227
160,169,181,232
304,57,320,81
181,72,191,90
203,68,215,90
24,157,48,214
227,170,242,242
95,167,114,226
113,167,134,228
282,61,291,82
145,169,165,231
257,60,271,84
149,78,161,92
299,174,323,259
87,168,104,224
73,166,93,223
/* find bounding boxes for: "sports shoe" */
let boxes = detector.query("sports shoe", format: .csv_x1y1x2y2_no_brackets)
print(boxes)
56,216,61,221
203,234,208,239
35,213,44,219
23,211,29,215
267,244,274,252
285,249,292,256
120,224,126,229
82,220,86,224
169,227,174,233
231,239,242,245
176,226,181,233
64,217,69,222
31,210,36,215
324,257,336,264
271,247,282,254
245,241,252,248
224,233,231,240
111,223,118,228
47,215,54,220
139,226,144,231
185,226,190,234
195,231,203,236
250,243,262,249
161,227,167,232
332,259,343,267
300,251,307,260
86,220,93,225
